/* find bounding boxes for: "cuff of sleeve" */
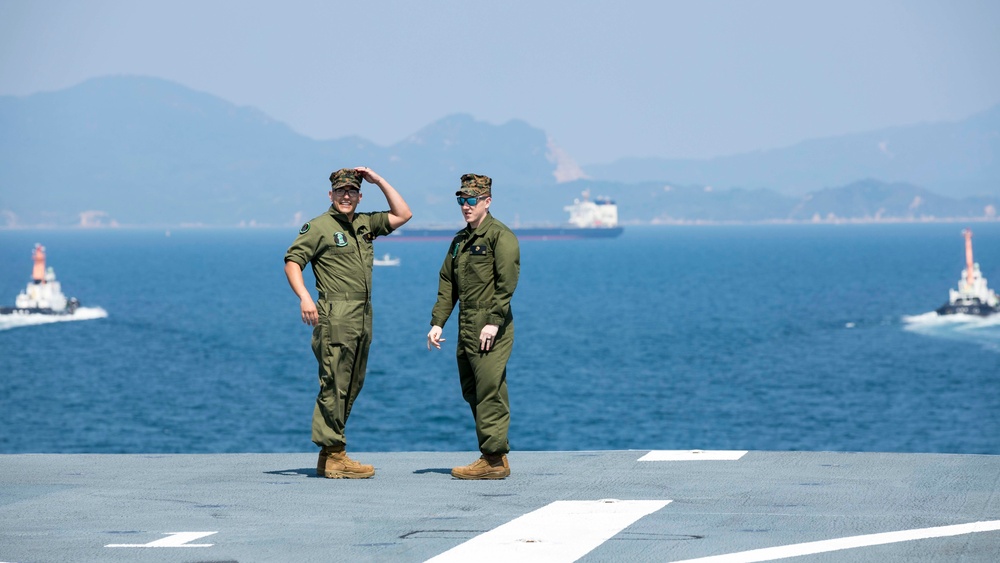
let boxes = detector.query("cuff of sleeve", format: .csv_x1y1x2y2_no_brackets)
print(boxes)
431,318,447,328
488,314,504,326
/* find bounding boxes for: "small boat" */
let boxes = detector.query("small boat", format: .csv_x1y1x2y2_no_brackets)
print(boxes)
935,229,999,316
373,253,400,267
0,244,81,316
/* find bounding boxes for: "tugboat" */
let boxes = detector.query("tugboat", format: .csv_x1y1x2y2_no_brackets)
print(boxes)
935,229,999,316
0,244,80,316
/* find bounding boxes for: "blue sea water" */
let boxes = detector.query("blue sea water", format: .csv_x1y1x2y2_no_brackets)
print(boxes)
1,224,998,455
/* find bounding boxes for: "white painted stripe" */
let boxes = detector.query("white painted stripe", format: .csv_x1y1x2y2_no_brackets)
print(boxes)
106,531,217,547
425,499,670,563
670,520,1000,563
639,450,748,461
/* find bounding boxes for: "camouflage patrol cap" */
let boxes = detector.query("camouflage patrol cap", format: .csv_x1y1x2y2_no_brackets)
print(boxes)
456,173,492,197
329,168,363,190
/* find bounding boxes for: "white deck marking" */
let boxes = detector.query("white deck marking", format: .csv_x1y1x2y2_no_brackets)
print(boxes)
639,450,748,461
105,531,217,547
425,499,670,562
670,520,1000,562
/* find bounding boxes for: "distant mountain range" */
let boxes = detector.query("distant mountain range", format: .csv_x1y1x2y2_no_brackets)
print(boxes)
584,103,1000,200
0,75,997,228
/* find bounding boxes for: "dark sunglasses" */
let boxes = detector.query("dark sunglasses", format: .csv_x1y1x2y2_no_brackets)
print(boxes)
333,187,360,196
457,196,481,206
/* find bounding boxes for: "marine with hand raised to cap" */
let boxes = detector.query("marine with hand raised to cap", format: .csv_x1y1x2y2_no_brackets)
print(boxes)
284,166,411,479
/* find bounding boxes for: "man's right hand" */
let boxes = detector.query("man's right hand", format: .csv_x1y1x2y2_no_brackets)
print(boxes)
300,297,319,326
427,325,445,350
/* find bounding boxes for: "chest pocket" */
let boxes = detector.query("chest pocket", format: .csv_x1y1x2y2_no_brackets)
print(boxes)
328,242,355,255
324,229,356,255
465,243,494,282
356,227,375,261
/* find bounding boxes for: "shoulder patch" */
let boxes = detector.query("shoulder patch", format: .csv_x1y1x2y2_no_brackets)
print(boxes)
299,223,311,234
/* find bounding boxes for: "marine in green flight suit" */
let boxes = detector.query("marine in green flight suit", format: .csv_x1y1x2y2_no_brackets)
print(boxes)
284,167,411,479
427,173,520,480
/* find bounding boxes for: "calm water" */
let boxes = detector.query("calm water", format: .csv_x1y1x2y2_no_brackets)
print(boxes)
1,224,998,454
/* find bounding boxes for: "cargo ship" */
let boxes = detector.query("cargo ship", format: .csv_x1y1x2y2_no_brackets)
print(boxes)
389,191,624,240
935,229,998,316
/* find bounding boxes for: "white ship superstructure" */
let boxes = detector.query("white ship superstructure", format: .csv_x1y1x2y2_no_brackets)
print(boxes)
15,266,69,311
564,190,619,228
2,244,79,315
936,229,998,316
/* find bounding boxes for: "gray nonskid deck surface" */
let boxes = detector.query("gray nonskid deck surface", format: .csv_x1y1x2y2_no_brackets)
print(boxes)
1,450,998,562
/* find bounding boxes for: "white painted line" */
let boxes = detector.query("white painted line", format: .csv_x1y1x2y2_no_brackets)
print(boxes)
106,531,217,547
425,499,670,562
670,520,1000,563
638,450,748,461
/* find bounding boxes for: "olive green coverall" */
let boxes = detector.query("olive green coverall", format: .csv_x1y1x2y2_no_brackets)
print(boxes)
431,213,520,455
285,208,394,448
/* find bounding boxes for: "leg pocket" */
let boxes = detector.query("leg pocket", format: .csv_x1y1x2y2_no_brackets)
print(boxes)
315,300,357,347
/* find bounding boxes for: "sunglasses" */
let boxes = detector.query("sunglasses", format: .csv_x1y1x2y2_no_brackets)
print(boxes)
333,188,360,197
457,196,482,206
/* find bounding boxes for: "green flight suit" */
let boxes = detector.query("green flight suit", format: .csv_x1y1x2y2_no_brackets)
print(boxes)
285,206,394,448
431,213,520,456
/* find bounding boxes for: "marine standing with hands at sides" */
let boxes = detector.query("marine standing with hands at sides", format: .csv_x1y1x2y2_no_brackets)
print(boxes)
284,167,412,479
427,174,520,479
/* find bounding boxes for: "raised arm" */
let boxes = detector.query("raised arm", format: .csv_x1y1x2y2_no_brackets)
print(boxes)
356,166,412,229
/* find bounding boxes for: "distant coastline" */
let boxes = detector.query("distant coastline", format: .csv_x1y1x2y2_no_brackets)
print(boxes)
2,216,1000,230
645,215,1000,226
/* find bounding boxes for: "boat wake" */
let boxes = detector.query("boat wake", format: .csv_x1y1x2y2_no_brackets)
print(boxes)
0,307,108,331
902,311,1000,353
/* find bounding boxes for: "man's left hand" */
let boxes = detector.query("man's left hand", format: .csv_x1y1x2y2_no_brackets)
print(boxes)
479,324,499,351
355,166,383,185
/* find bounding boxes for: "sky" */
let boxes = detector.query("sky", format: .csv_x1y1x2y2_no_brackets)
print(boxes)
1,0,999,165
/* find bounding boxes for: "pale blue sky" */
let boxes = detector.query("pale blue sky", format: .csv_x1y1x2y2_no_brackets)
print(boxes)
1,0,998,165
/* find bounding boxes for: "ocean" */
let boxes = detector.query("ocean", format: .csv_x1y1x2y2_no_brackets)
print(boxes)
1,224,998,455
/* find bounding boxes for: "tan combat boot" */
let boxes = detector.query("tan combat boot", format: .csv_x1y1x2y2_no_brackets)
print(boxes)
316,447,331,476
319,446,375,479
451,454,510,480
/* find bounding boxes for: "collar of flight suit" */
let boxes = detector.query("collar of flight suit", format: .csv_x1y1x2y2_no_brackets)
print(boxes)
466,212,495,240
327,207,364,232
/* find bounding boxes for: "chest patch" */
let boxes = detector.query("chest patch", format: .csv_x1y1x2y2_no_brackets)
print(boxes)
469,245,489,256
333,232,348,247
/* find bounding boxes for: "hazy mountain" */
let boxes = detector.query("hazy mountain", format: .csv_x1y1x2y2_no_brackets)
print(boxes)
584,105,1000,199
1,75,997,228
0,76,566,227
786,179,997,222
